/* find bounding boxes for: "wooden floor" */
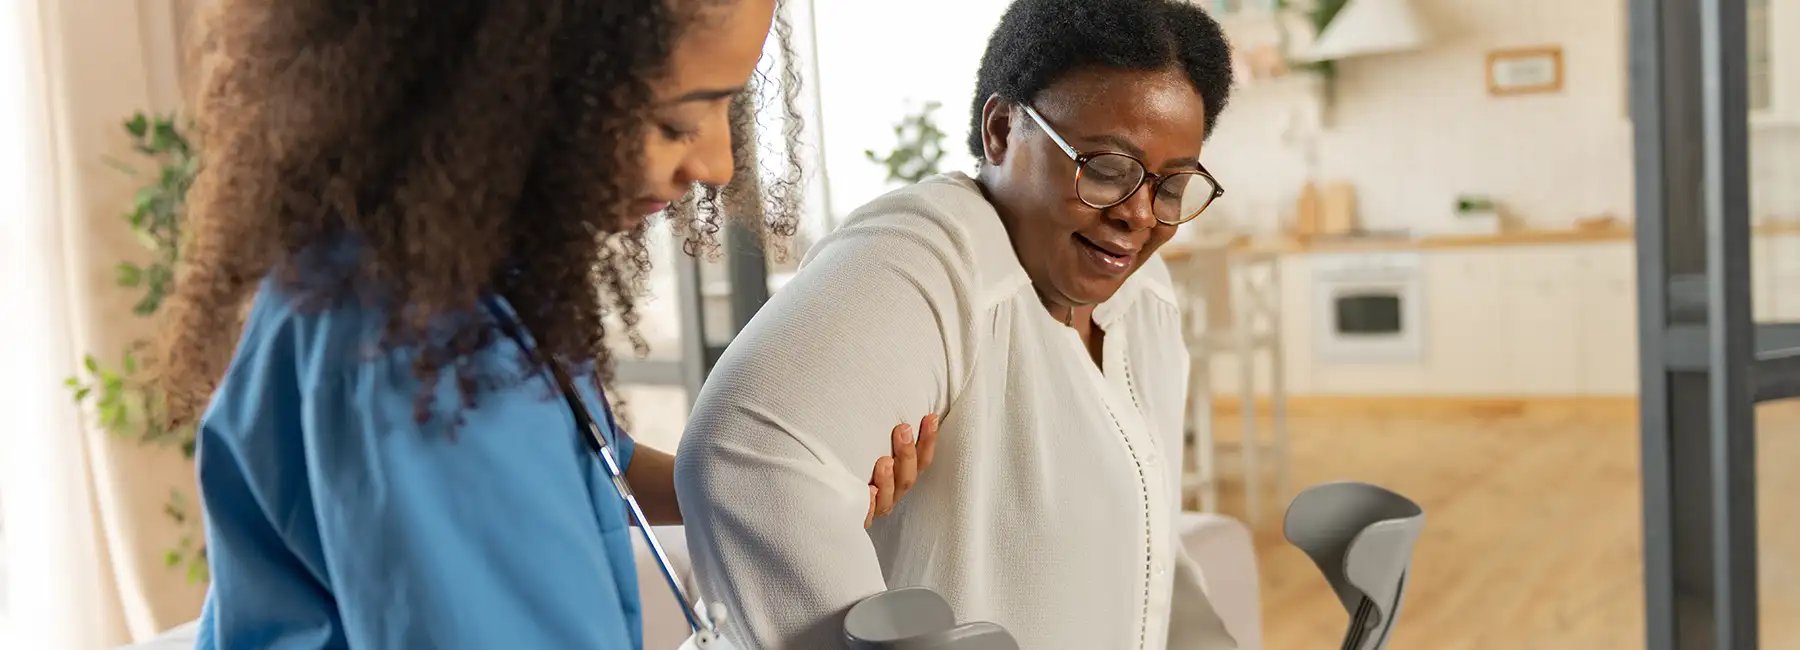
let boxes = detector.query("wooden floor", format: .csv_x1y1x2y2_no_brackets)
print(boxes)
1203,400,1799,650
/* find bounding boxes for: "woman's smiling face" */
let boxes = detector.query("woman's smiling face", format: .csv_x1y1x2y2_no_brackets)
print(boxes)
977,66,1210,308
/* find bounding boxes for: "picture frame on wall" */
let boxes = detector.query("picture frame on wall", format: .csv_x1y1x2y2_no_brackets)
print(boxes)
1486,45,1563,96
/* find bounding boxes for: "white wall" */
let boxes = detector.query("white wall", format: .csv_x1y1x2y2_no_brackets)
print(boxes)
1192,0,1800,399
808,0,1800,234
1203,0,1800,235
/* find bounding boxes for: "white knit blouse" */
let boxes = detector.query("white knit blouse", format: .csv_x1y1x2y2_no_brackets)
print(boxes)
672,172,1236,649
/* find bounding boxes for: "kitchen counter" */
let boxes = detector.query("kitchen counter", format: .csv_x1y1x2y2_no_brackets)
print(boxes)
1160,220,1800,261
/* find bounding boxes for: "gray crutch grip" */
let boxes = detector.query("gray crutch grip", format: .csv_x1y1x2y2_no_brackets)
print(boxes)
1283,481,1425,650
843,587,1020,650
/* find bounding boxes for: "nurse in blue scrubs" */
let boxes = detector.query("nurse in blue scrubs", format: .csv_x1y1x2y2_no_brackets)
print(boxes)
156,0,933,648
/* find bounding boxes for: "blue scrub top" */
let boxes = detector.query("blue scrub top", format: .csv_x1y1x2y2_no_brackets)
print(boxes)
191,276,643,649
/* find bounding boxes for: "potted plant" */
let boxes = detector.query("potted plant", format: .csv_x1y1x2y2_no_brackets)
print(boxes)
864,100,948,186
1449,193,1501,235
65,111,206,583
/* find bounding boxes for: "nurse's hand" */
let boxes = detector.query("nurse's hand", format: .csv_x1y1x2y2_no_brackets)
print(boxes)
865,413,939,528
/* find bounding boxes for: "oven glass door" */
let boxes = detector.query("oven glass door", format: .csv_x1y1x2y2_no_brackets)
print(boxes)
1313,279,1425,363
1334,292,1405,337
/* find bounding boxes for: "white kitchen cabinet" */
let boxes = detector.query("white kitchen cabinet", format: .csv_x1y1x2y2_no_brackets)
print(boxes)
1205,232,1800,398
1422,249,1509,393
1768,232,1800,321
1755,234,1777,322
1574,244,1640,394
1276,255,1316,394
1502,247,1588,394
1221,240,1644,397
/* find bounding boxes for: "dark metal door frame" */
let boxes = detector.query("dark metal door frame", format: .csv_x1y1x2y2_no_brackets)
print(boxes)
1628,0,1800,647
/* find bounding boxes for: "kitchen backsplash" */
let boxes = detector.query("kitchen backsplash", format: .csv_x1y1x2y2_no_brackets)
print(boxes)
1202,0,1800,235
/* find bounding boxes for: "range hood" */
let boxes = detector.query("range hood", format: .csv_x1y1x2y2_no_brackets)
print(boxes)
1297,0,1428,62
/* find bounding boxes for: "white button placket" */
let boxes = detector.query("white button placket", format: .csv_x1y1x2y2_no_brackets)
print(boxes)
1136,402,1175,647
1068,320,1171,649
1103,328,1175,649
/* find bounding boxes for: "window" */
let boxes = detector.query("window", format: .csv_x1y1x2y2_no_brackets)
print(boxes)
1750,0,1772,112
810,0,1010,226
1625,1,1778,119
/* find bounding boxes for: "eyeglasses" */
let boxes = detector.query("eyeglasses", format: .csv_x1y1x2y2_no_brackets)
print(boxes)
1022,104,1224,226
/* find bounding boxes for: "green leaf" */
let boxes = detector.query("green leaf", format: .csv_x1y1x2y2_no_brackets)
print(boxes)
102,156,139,177
125,113,149,138
153,119,181,152
158,165,183,192
133,186,158,217
74,387,92,401
133,293,159,316
102,399,128,429
116,262,144,287
123,350,138,374
165,550,180,567
84,355,99,373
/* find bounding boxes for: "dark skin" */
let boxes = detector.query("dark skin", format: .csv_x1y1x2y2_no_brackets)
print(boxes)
630,414,939,527
976,67,1210,365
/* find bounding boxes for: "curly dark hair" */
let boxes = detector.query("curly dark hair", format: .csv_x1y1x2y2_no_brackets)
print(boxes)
159,0,807,428
966,0,1234,158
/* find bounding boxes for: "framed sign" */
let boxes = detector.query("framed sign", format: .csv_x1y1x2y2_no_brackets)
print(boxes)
1486,46,1563,96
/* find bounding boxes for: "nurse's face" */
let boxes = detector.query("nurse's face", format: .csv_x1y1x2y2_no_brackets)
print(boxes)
630,0,777,221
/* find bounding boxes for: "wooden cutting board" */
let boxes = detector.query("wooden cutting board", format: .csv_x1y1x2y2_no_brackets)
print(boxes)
1292,182,1321,238
1319,182,1358,235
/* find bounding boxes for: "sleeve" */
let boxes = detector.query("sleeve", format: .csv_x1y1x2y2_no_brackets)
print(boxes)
299,347,646,649
197,386,346,647
615,421,638,471
673,211,975,649
196,290,358,648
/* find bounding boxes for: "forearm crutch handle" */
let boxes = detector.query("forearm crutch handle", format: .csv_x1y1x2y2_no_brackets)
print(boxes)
1283,481,1425,650
843,586,1020,650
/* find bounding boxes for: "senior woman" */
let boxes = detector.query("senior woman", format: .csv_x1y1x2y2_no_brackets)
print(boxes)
673,0,1238,647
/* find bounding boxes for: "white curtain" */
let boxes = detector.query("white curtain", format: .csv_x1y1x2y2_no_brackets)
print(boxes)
0,1,118,647
0,1,204,648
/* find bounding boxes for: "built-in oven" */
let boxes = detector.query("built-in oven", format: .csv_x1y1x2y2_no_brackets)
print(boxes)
1311,252,1425,364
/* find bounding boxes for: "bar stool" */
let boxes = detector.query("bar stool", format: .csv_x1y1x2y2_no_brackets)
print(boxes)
1168,237,1290,526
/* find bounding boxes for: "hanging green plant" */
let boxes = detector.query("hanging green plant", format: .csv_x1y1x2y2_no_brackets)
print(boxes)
1273,0,1350,106
64,111,207,584
1293,0,1350,74
864,100,948,186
